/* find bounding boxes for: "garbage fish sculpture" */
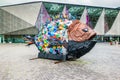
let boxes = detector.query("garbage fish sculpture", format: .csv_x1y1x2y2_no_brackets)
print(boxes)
33,17,96,61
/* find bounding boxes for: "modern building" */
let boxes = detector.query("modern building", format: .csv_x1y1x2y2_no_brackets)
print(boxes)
0,1,120,43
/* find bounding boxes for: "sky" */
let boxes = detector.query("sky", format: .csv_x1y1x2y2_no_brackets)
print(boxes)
0,0,120,8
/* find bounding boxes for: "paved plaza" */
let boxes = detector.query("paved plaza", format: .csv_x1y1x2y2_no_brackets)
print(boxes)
0,43,120,80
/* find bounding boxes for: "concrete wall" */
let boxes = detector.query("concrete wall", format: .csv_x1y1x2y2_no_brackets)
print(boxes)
0,2,41,35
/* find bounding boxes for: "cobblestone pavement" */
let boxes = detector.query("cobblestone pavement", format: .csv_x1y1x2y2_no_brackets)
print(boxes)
0,43,120,80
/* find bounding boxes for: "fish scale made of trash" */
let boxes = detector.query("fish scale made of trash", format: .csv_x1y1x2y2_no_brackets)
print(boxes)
34,19,72,55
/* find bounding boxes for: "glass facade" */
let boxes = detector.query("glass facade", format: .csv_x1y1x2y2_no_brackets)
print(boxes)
87,7,102,28
105,9,119,29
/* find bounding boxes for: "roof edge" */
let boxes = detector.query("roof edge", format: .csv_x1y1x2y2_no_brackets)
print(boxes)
0,1,119,10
